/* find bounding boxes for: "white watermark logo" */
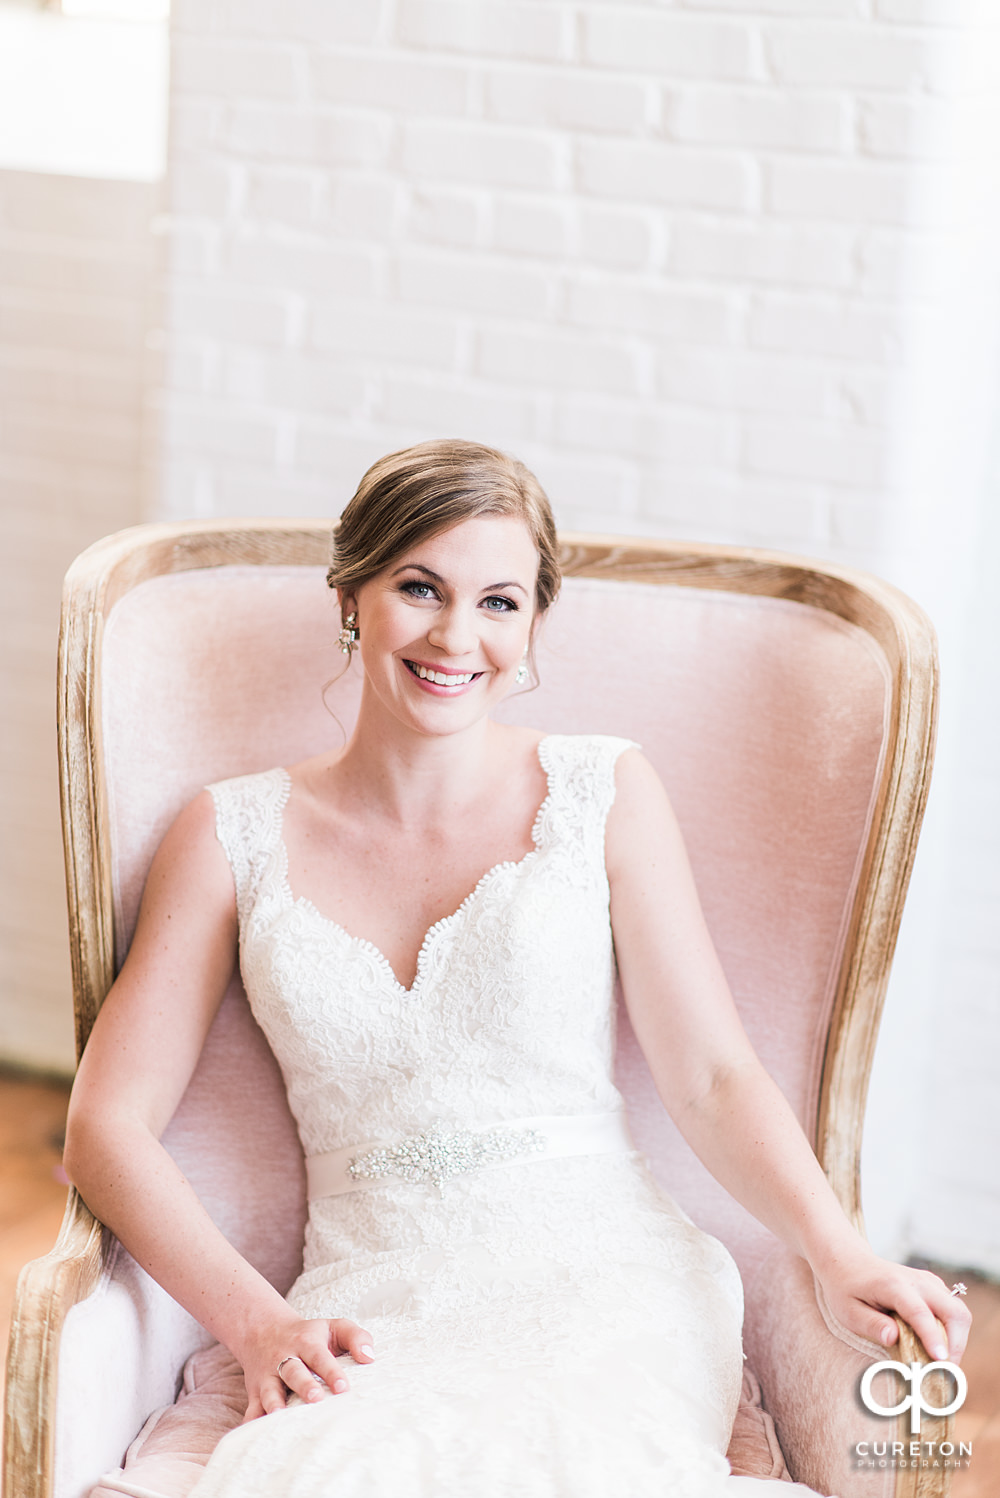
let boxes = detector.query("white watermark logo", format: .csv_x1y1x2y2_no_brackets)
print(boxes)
860,1360,968,1436
853,1439,972,1471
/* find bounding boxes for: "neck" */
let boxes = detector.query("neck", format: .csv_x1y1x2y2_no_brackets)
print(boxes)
333,686,503,827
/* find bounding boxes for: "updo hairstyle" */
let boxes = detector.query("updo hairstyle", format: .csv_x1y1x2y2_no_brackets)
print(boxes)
327,439,561,618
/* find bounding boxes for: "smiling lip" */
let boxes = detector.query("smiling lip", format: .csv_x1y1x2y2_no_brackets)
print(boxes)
403,659,484,690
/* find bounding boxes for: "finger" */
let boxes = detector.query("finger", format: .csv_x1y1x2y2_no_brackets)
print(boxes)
942,1303,973,1364
242,1395,265,1425
282,1355,345,1403
913,1313,949,1364
333,1320,376,1364
303,1344,351,1396
849,1300,900,1350
258,1376,289,1416
888,1289,951,1363
879,1316,899,1349
923,1282,973,1364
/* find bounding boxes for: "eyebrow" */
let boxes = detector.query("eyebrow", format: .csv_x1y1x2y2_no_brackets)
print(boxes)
391,563,529,596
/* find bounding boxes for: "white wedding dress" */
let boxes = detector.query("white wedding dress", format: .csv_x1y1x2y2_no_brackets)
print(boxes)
191,734,825,1498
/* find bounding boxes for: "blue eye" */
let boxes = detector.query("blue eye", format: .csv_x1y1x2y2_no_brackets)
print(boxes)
401,580,436,600
482,596,517,613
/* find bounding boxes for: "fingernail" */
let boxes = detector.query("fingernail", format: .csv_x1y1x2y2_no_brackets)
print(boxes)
359,1344,375,1359
307,1389,321,1402
881,1325,894,1345
934,1344,948,1361
334,1378,348,1393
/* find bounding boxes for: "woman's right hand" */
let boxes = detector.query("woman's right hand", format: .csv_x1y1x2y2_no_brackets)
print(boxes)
240,1316,376,1421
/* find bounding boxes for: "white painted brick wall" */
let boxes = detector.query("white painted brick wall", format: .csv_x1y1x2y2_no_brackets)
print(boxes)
763,25,957,91
142,0,1000,1273
0,168,158,1073
399,1,570,61
665,87,850,151
156,0,991,555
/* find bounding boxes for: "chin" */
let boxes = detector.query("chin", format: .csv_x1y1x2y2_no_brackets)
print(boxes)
404,694,502,738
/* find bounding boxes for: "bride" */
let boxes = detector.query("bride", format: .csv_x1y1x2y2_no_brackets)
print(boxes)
65,440,969,1497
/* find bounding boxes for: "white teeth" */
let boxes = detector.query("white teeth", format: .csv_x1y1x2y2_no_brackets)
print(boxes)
412,664,475,685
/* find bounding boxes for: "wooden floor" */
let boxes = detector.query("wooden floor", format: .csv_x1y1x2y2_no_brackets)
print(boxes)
0,1070,997,1495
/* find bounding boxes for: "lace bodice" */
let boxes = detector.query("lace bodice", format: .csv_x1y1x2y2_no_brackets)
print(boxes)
207,731,745,1322
185,733,777,1498
208,734,635,1163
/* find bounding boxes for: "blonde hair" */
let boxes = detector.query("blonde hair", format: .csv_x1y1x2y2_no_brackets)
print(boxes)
327,439,560,616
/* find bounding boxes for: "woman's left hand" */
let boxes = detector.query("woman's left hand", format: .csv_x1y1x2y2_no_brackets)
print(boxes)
816,1250,972,1365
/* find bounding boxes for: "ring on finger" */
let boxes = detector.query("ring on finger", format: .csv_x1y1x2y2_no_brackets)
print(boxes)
276,1356,299,1380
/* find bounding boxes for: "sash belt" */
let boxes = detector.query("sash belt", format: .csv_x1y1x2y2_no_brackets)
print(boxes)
305,1109,634,1200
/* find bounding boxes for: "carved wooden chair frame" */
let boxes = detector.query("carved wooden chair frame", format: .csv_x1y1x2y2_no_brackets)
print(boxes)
4,520,944,1498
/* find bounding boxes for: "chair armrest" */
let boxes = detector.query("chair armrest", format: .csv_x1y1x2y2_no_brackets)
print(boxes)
744,1246,952,1498
4,1190,212,1498
4,1191,104,1498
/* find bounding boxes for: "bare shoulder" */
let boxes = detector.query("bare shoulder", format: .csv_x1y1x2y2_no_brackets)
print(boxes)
149,787,229,874
606,747,686,882
131,788,236,944
610,745,673,818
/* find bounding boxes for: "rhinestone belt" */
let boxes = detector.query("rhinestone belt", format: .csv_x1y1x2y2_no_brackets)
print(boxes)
305,1110,634,1200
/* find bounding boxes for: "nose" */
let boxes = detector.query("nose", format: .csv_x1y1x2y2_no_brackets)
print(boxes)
426,602,478,658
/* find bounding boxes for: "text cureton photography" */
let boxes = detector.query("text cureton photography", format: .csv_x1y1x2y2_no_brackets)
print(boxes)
853,1442,972,1473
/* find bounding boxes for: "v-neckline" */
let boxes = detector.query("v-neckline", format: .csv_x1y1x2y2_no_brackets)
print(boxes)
275,735,556,997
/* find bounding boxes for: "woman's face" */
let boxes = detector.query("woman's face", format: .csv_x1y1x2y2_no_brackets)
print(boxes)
343,514,540,739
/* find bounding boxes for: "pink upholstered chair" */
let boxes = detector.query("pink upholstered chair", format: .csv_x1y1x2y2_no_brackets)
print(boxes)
5,521,945,1498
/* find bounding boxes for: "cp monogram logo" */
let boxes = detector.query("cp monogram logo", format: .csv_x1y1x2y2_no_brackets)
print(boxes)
860,1361,968,1436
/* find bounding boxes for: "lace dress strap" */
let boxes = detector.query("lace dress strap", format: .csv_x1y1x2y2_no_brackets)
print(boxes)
206,768,290,927
536,734,640,873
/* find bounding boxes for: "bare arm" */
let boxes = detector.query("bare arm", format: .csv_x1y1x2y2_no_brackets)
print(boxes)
605,749,971,1364
64,791,372,1417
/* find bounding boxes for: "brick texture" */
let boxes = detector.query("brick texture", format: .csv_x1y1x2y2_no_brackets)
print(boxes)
153,1,993,553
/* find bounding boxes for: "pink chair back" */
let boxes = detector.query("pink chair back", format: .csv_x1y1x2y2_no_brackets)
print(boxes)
101,563,890,1291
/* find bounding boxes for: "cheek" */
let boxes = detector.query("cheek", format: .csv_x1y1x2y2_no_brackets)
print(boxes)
368,602,420,652
492,623,530,665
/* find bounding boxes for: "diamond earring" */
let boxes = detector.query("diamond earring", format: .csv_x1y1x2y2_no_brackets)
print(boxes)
515,653,529,686
338,612,359,656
